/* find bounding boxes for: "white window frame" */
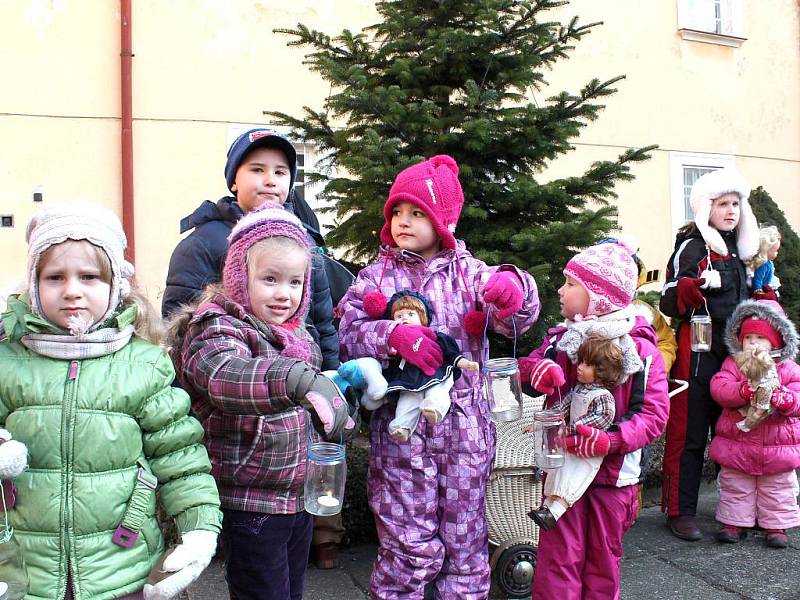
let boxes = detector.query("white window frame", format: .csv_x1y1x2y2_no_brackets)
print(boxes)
669,151,736,237
676,0,746,47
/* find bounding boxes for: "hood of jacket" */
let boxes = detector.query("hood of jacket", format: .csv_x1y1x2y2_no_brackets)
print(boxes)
179,196,243,234
724,299,799,362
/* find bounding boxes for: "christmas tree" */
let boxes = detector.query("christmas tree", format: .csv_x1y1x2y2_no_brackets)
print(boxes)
267,0,655,342
749,186,799,324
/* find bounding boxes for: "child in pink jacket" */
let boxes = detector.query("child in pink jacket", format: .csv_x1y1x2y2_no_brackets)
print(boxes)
709,299,800,548
518,239,669,600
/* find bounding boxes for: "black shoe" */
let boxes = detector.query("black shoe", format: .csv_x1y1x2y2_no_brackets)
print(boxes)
527,507,557,531
667,515,702,541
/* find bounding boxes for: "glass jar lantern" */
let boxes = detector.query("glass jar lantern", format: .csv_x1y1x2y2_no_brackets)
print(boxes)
304,442,346,517
690,315,712,353
532,408,566,469
484,358,523,422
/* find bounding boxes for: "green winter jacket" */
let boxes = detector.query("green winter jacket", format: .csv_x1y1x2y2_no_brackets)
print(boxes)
0,296,221,600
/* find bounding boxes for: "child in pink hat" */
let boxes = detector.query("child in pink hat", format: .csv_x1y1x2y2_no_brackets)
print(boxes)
518,238,669,599
337,155,541,598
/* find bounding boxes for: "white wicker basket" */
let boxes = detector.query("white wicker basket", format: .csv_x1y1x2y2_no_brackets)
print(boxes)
486,393,544,548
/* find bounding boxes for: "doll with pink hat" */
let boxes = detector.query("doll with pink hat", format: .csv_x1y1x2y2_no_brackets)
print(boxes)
337,155,540,598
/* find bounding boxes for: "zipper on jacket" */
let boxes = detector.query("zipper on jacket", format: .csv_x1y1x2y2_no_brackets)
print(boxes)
61,360,80,595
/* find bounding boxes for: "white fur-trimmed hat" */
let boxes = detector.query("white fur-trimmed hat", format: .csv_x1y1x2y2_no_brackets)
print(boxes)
26,203,134,328
689,167,758,260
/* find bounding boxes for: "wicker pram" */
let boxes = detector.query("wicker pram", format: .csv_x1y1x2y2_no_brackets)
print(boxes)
486,392,544,598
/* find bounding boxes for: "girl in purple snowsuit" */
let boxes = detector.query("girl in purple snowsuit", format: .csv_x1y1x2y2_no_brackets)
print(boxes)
518,240,669,600
338,155,540,599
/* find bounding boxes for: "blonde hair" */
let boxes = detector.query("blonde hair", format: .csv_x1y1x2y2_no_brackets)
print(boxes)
745,225,781,271
37,240,163,345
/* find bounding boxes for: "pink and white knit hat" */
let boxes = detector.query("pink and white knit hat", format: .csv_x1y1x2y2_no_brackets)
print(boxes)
223,203,311,325
563,239,638,317
379,154,464,251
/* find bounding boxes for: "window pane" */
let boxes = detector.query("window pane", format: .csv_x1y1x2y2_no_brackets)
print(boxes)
683,166,718,221
296,154,305,167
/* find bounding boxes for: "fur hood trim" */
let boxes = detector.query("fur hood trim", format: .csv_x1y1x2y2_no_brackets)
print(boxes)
724,300,798,362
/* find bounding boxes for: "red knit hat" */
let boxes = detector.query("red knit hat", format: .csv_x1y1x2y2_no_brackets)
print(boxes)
379,155,464,250
739,316,783,349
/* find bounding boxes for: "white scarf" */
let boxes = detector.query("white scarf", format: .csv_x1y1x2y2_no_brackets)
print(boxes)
556,305,644,381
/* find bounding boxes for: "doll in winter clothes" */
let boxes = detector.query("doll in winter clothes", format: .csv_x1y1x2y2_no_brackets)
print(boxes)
746,225,781,299
382,290,479,442
709,299,800,548
338,155,540,598
518,239,669,599
527,334,623,531
659,167,760,541
733,341,780,432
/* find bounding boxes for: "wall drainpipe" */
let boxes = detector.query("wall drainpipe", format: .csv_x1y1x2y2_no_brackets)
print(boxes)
120,0,135,263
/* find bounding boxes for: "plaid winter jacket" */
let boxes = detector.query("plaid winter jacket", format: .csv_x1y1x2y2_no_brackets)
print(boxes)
176,295,322,514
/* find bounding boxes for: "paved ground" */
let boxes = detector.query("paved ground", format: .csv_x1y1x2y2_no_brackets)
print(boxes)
188,482,799,599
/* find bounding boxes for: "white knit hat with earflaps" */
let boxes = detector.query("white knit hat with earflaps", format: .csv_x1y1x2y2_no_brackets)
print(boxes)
689,167,759,260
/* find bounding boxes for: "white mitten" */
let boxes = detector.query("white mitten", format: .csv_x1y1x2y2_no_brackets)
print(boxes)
0,429,28,479
699,268,721,289
143,529,217,600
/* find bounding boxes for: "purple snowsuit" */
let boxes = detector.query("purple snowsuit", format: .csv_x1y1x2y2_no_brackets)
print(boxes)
339,243,540,599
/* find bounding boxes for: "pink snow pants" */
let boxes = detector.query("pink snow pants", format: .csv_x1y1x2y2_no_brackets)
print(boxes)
532,484,638,600
368,402,495,600
716,466,800,529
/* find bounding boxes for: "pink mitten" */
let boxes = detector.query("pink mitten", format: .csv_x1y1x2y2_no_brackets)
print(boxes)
526,359,566,395
388,324,443,377
483,271,524,320
559,424,611,458
770,387,797,414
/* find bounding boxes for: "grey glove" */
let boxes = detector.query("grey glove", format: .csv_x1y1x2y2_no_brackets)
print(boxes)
287,362,354,442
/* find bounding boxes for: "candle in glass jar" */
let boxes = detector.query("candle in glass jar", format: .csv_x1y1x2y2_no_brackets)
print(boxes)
317,494,340,508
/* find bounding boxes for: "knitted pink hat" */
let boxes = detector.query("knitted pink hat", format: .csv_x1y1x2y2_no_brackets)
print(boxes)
223,203,311,327
563,239,638,317
379,154,464,251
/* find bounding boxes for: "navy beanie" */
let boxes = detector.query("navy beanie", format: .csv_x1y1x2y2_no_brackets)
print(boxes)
384,290,434,324
224,128,298,192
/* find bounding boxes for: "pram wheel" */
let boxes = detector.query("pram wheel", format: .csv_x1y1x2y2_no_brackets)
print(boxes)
493,542,536,598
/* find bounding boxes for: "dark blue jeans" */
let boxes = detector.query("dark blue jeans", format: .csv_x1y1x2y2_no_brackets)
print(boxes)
222,509,313,600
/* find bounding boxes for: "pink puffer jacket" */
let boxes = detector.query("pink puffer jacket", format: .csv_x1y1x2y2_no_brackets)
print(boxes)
709,356,800,475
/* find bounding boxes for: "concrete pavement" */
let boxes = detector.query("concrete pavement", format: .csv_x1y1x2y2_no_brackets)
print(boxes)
188,482,798,599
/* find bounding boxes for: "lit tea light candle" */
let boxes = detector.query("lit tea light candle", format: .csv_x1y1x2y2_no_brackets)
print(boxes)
317,495,340,508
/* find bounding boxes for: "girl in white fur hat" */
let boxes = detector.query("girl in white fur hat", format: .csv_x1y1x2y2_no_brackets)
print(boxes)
659,167,760,542
0,203,221,600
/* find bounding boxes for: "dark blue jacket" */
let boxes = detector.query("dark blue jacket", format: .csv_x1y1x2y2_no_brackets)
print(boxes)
162,196,339,369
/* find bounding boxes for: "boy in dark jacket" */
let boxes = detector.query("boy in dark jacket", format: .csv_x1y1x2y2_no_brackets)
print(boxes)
162,128,339,370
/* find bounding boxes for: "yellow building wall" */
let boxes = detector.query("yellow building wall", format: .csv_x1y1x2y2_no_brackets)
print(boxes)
1,0,798,308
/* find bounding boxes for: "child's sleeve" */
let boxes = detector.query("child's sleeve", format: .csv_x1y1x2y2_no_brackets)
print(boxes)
182,316,301,415
338,266,401,362
774,360,800,417
519,330,570,402
710,357,750,408
605,339,669,454
573,391,616,431
659,238,706,319
139,352,221,535
469,260,540,337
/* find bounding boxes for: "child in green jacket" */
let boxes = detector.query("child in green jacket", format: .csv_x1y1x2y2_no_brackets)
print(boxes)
0,203,221,600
